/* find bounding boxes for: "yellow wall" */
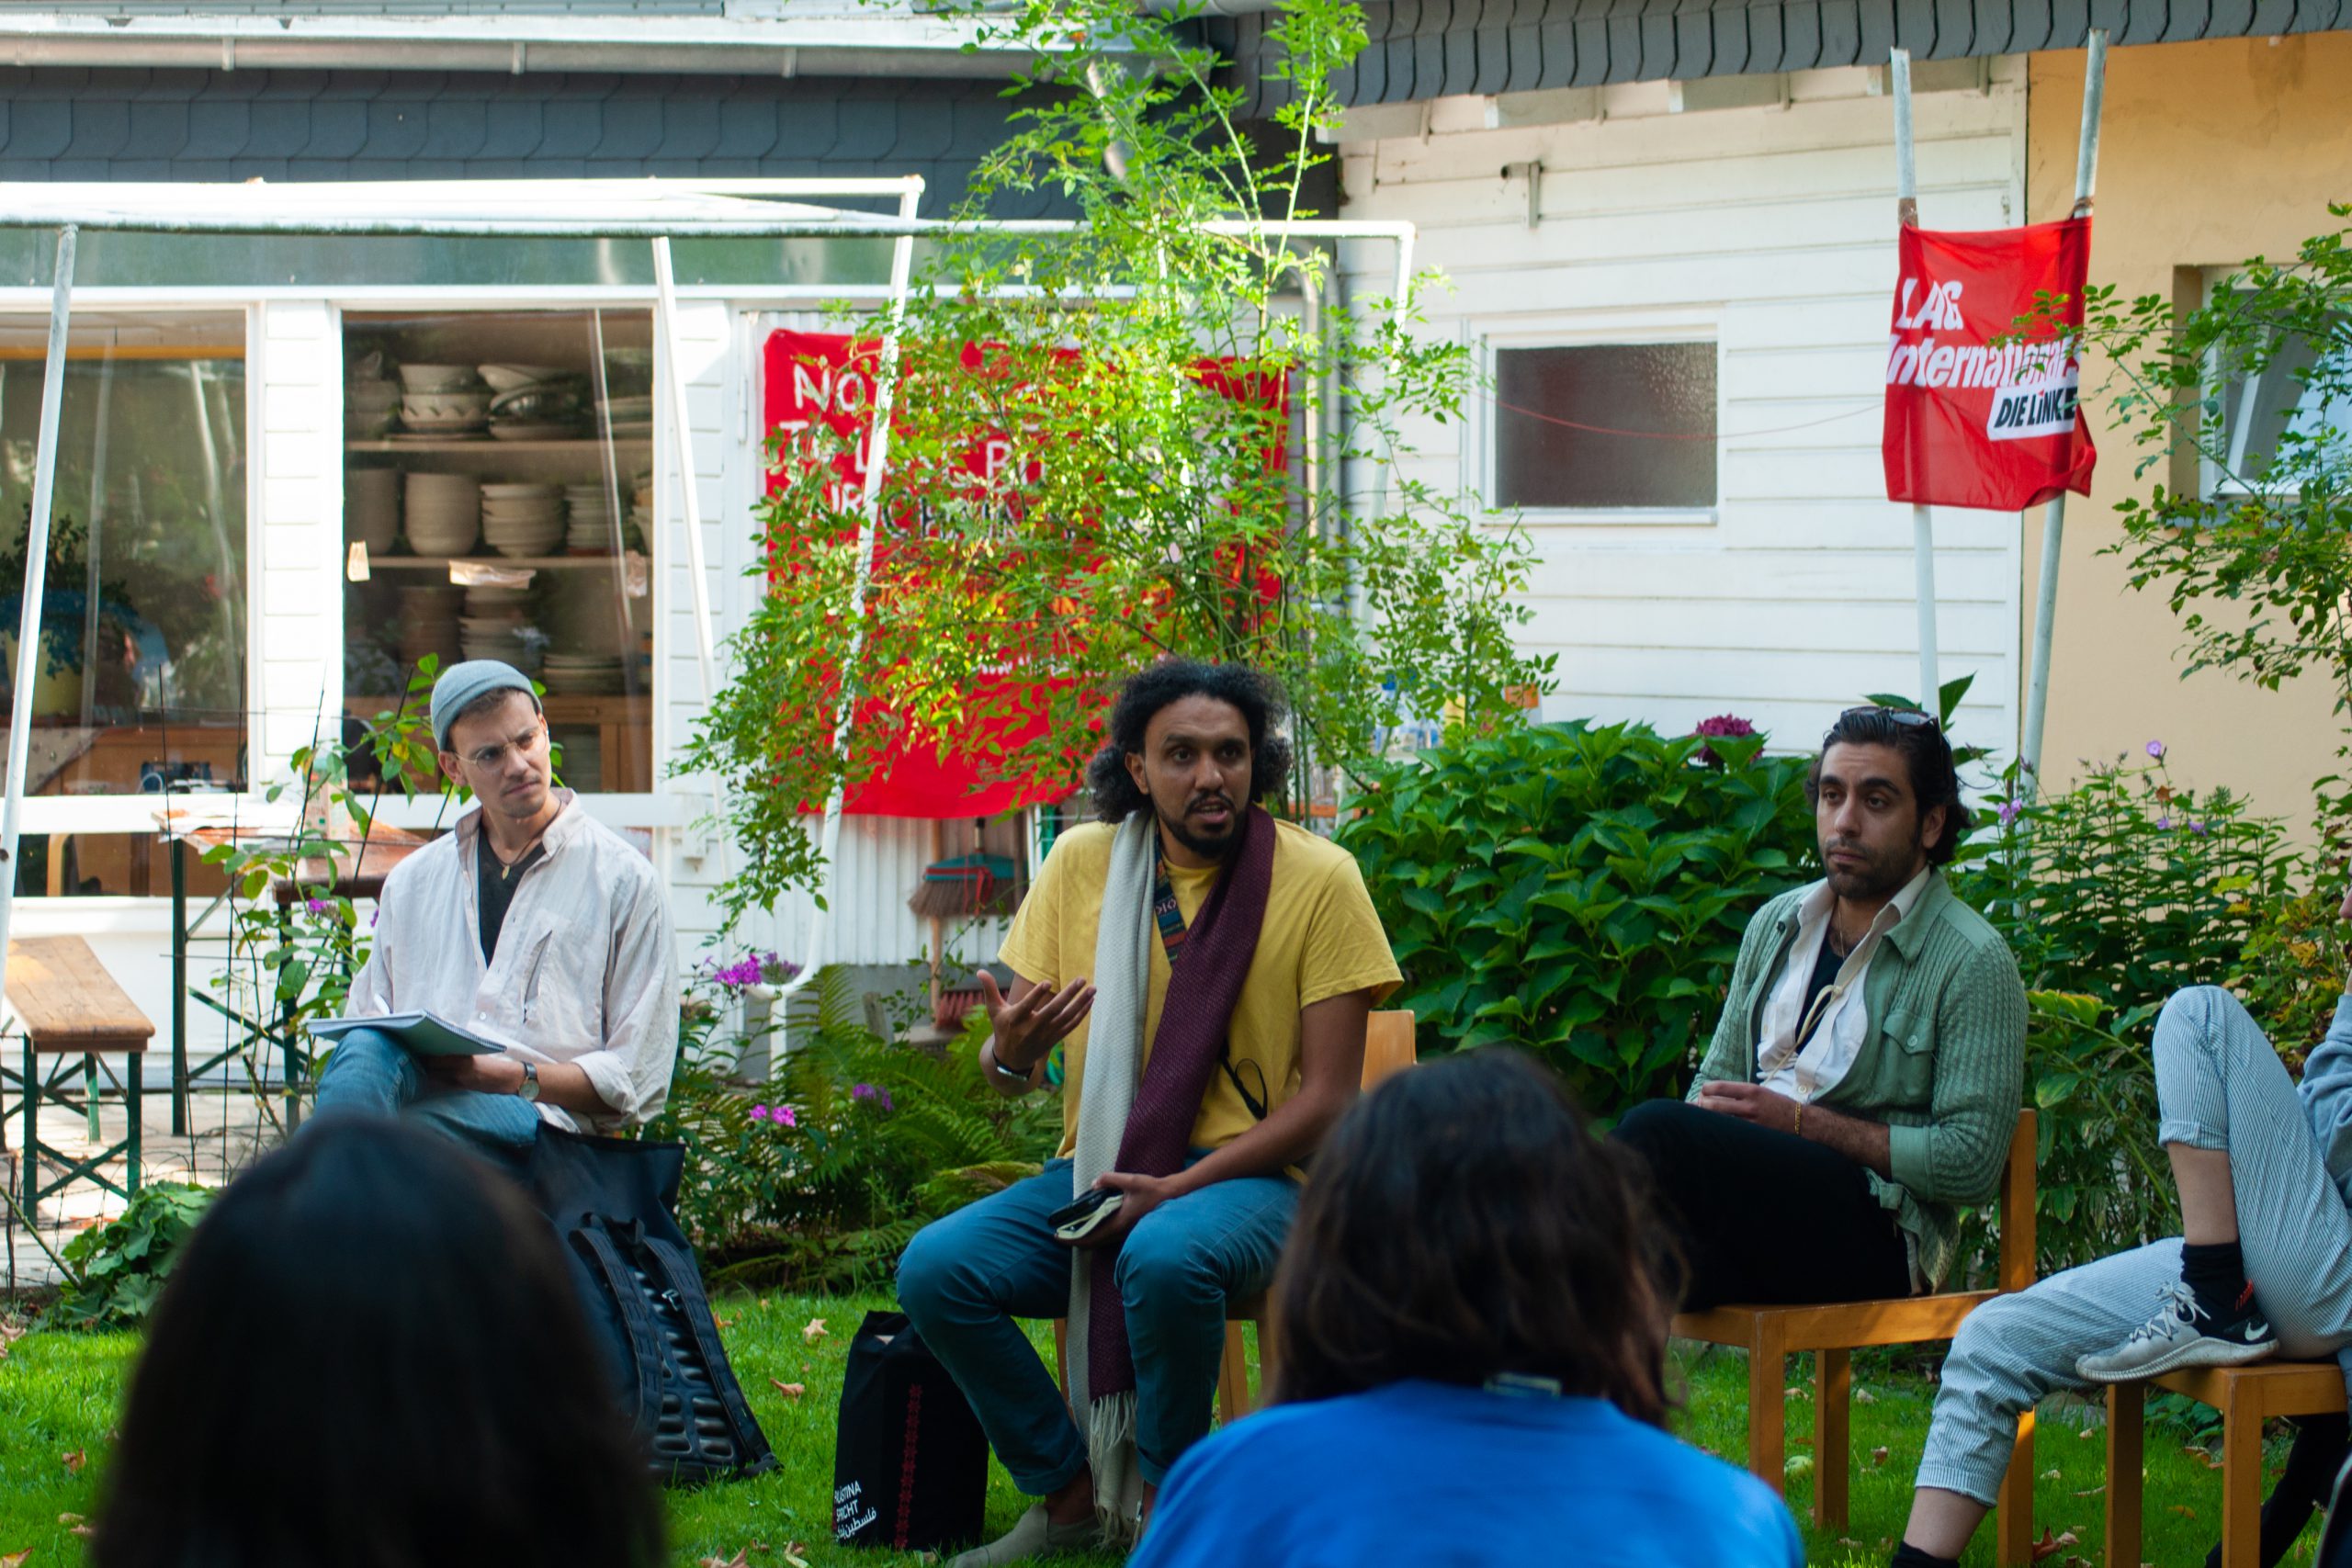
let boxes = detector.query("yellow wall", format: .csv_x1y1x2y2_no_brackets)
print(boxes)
2024,35,2352,822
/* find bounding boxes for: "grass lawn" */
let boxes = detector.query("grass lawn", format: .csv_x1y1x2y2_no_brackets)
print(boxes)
0,1293,2317,1567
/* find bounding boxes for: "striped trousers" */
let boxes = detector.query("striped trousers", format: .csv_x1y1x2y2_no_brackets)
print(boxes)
1917,986,2352,1505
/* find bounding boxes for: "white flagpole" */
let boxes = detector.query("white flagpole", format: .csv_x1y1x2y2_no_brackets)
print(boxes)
2018,28,2108,795
0,225,77,1013
1892,50,1939,712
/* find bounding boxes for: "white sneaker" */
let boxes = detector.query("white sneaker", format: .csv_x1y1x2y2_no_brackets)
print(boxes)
2075,1280,2278,1383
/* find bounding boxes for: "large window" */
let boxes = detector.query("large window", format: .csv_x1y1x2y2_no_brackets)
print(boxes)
0,310,249,893
342,310,654,794
1492,341,1717,512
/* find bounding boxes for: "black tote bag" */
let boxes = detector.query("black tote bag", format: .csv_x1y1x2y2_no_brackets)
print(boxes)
832,1309,989,1549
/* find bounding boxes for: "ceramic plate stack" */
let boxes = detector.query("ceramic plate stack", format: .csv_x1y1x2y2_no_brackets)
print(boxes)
346,468,401,553
480,482,565,559
542,652,625,695
459,582,543,672
562,483,615,553
396,584,464,670
598,393,655,439
403,473,481,557
628,473,654,551
482,365,589,441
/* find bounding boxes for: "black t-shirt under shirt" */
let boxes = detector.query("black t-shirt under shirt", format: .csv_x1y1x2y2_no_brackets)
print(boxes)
475,840,547,964
1794,933,1845,1048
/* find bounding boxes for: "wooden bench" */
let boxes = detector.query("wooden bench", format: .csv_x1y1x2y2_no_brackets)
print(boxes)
1672,1110,2040,1566
2105,1360,2346,1568
2,935,155,1214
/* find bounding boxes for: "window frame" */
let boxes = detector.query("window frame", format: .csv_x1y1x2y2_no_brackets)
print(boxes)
1472,312,1724,527
2197,267,2352,502
0,299,264,841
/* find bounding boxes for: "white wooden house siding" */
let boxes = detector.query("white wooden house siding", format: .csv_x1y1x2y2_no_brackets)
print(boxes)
1337,63,2029,753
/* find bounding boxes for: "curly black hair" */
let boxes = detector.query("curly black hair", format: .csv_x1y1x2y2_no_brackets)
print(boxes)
1084,660,1295,824
1806,706,1969,865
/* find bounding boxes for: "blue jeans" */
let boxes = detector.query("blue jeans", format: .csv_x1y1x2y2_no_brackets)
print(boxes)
896,1156,1298,1490
310,1026,541,1165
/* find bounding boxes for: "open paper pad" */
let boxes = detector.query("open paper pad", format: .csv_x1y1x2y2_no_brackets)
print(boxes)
309,1011,507,1058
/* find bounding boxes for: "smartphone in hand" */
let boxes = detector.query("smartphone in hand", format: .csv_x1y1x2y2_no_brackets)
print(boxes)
1046,1187,1125,1243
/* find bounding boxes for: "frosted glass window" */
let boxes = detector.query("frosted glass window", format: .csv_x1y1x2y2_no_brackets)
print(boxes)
1493,342,1717,509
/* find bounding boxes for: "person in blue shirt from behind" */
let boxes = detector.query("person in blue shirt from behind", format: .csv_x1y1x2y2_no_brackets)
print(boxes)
1130,1047,1803,1568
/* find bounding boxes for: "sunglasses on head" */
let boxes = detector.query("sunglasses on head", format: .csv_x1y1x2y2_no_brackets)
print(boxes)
1824,705,1942,747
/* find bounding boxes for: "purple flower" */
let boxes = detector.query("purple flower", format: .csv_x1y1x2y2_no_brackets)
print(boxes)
748,1103,771,1122
2191,820,2211,836
853,1083,895,1111
711,955,764,990
1997,798,2023,826
2155,816,2172,830
747,1102,797,1129
305,897,332,917
2146,739,2166,760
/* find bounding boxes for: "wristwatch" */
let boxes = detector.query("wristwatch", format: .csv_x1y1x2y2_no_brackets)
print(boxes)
987,1043,1034,1088
517,1061,541,1103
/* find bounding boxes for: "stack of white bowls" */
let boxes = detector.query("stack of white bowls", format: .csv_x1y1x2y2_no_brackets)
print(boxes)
404,473,480,556
346,468,401,553
562,483,615,553
480,482,565,559
346,377,401,440
398,364,490,438
396,584,464,670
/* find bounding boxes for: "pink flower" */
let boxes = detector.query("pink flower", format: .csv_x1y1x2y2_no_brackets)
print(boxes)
1997,798,2023,826
1692,714,1757,768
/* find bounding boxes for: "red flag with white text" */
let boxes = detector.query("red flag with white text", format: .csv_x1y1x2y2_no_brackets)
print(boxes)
1882,219,2097,512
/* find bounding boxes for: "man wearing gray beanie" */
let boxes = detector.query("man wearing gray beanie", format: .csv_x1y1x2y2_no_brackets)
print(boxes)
312,659,679,1157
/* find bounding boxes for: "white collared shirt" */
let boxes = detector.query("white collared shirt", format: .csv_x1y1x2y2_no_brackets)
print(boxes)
345,791,680,1131
1754,866,1933,1102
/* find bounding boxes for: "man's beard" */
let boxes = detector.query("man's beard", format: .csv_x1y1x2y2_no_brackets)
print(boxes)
1155,792,1242,862
1821,835,1918,901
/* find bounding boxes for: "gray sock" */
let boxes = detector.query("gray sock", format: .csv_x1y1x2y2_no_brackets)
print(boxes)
947,1503,1100,1568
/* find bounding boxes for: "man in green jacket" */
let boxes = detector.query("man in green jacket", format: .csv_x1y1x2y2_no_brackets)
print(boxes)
1613,706,2025,1305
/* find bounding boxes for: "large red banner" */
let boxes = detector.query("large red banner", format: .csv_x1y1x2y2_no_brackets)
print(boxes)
763,329,1069,819
1882,219,2098,512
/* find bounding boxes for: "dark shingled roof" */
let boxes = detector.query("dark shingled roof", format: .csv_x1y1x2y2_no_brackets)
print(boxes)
1215,0,2351,114
0,67,1069,219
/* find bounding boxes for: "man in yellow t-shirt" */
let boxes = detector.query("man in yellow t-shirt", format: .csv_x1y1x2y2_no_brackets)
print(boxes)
898,661,1400,1566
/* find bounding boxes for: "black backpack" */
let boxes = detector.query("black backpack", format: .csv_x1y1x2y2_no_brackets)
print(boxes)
525,1126,780,1488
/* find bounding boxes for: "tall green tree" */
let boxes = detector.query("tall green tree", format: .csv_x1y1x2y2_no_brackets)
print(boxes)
680,0,1550,929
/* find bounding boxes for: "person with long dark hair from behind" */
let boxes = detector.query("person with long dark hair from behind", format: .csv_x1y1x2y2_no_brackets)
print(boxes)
89,1119,663,1568
1131,1049,1802,1568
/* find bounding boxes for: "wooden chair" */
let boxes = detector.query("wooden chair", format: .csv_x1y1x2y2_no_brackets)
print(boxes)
2105,1360,2346,1568
0,936,156,1215
1671,1109,2040,1565
1054,1009,1419,1421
